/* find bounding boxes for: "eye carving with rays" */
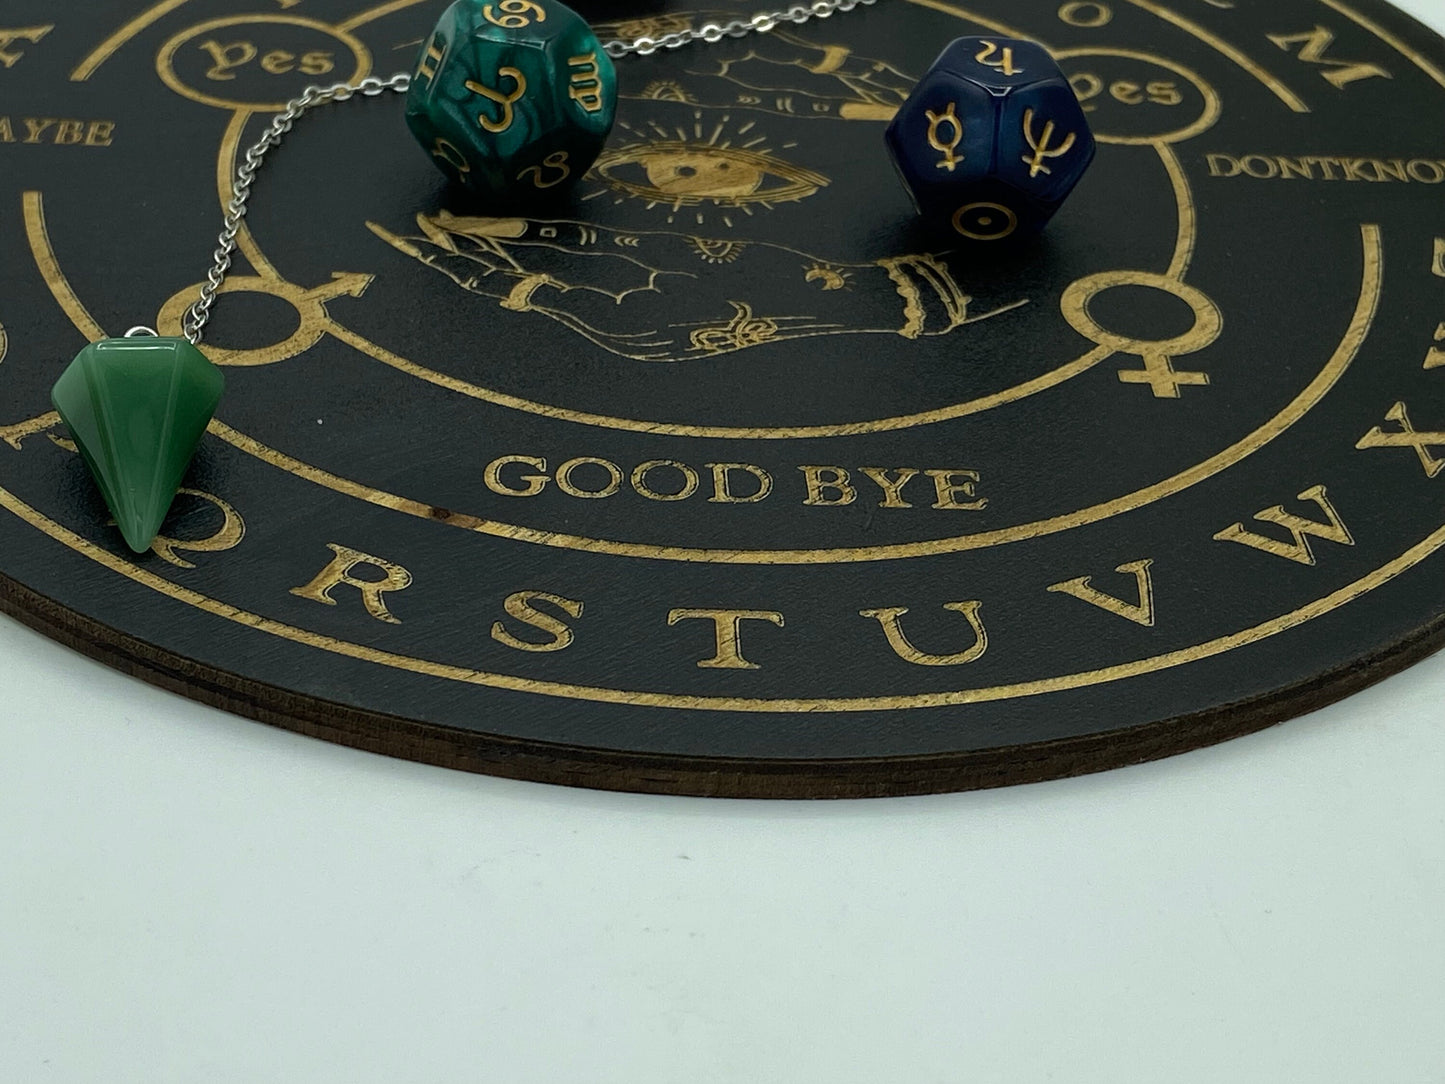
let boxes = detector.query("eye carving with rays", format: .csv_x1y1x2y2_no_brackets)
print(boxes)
586,115,826,227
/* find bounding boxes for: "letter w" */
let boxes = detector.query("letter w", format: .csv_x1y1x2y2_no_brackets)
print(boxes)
1213,484,1354,565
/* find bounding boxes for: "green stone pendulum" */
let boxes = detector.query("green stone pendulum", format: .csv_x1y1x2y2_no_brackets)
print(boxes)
51,330,225,554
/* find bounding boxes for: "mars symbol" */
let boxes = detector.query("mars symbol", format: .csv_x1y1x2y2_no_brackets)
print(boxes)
0,0,1443,797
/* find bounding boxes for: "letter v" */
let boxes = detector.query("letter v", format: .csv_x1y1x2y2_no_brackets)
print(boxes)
1047,559,1156,628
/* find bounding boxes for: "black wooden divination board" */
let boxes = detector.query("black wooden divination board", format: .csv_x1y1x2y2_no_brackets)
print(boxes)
0,0,1442,797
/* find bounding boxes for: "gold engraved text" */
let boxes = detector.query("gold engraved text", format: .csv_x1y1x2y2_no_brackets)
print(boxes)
0,118,115,146
976,41,1023,76
668,609,785,670
925,470,987,510
800,466,856,506
486,455,550,497
554,456,622,499
467,67,526,133
1267,26,1390,90
860,603,988,666
199,41,334,81
478,455,985,509
151,490,246,569
632,460,700,502
1356,402,1445,478
1069,73,1183,109
492,591,584,653
925,103,964,172
706,463,773,504
1047,559,1156,627
1213,485,1354,565
1206,154,1444,183
567,52,605,113
0,25,51,68
861,468,919,508
290,543,414,624
1021,108,1077,178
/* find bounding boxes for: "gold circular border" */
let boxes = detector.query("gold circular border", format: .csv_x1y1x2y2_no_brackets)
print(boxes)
1051,47,1223,146
33,185,1367,569
156,15,372,113
43,4,1382,567
208,226,1379,564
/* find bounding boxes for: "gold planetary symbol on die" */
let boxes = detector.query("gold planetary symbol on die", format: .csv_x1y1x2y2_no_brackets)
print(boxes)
1021,108,1078,177
925,102,964,171
975,40,1023,76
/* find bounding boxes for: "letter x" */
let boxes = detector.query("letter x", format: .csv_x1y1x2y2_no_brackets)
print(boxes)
1356,401,1445,478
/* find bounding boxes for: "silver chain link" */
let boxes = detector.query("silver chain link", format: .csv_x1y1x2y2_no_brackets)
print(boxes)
182,2,878,342
602,0,877,58
182,72,412,343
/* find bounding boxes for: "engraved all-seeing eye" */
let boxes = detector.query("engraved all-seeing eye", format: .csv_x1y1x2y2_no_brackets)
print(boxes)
591,142,828,209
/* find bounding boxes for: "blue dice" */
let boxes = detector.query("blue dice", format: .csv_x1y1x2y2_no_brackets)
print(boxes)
885,37,1095,240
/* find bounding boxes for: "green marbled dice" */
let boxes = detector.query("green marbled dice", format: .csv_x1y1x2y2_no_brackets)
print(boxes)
405,0,617,201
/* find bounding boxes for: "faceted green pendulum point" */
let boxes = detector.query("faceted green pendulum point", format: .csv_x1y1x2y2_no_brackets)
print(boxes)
51,335,225,554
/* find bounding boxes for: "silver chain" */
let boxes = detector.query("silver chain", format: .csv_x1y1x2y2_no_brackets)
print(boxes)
182,2,878,342
602,0,877,58
182,72,412,343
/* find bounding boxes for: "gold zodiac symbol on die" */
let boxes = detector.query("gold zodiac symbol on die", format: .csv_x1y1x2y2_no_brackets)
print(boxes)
567,52,605,113
483,0,547,29
976,41,1024,76
925,103,964,171
432,137,471,175
1021,108,1077,177
467,67,527,133
518,150,572,188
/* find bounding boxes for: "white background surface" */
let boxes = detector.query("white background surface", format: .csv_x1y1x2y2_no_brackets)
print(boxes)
4,2,1445,1080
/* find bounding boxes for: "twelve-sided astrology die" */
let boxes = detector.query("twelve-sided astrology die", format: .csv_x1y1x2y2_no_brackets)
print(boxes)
885,37,1096,240
405,0,617,201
